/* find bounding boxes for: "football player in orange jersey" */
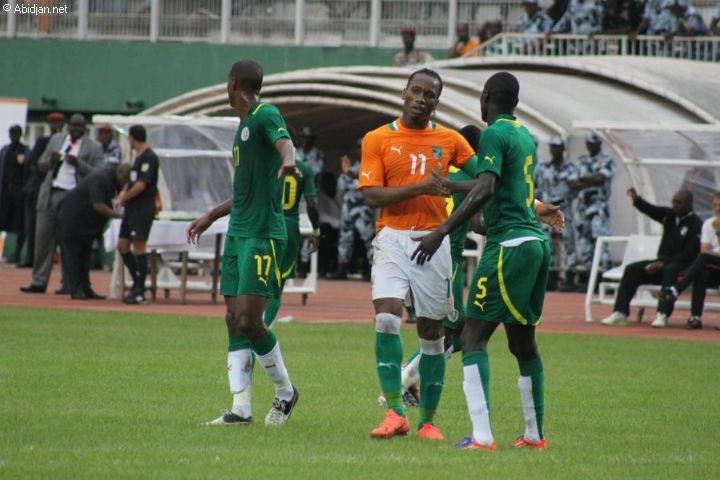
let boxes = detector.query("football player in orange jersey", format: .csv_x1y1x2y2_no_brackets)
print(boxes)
358,68,480,441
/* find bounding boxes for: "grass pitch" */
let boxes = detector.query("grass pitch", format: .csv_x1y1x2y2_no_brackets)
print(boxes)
1,307,719,479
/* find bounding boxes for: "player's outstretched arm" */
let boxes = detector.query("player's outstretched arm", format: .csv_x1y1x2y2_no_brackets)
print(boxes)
535,202,564,232
361,167,450,208
276,137,301,177
186,197,232,245
412,171,496,265
432,169,476,194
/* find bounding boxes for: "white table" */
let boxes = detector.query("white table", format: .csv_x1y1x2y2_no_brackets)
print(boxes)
103,216,318,304
104,218,228,304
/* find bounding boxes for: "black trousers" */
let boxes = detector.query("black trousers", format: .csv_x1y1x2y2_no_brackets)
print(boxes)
60,231,97,295
674,253,720,317
614,260,686,316
23,191,38,265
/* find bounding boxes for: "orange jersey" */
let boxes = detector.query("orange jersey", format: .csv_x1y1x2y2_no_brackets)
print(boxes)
358,119,476,232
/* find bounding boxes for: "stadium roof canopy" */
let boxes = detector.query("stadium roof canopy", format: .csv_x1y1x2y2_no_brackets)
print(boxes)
101,56,720,236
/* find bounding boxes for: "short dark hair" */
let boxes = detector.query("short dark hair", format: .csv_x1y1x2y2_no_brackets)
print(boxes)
229,60,264,95
407,68,443,96
128,124,147,142
9,125,22,135
484,71,519,111
458,125,482,154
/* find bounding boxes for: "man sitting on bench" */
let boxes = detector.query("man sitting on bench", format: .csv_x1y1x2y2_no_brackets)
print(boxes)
602,188,701,328
654,191,720,330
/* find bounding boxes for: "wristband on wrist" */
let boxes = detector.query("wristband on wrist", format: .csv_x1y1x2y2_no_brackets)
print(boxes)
312,228,321,237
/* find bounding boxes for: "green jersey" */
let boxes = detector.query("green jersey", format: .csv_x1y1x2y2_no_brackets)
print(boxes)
281,159,317,226
477,114,545,244
228,102,291,240
446,166,473,262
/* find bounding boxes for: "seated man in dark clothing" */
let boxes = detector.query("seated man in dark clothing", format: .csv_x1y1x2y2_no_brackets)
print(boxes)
654,191,720,330
57,164,130,300
601,187,702,328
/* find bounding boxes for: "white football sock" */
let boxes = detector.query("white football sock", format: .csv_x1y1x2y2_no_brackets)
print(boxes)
228,349,253,418
463,364,494,445
401,354,421,391
256,342,293,401
518,376,541,442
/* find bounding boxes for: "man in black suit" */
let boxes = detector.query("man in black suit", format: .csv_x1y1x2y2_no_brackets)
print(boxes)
601,188,702,328
58,163,130,300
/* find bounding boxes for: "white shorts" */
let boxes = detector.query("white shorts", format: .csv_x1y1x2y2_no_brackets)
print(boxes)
371,227,454,321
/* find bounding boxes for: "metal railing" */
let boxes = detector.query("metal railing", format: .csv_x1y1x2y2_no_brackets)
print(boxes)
1,0,533,47
3,0,720,57
472,33,720,62
469,33,720,62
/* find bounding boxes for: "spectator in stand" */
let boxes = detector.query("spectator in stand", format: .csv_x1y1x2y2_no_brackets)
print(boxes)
602,0,645,34
478,19,503,42
628,0,675,41
663,0,709,41
547,0,603,37
546,0,571,27
393,27,435,67
448,22,480,58
711,3,720,35
518,0,553,54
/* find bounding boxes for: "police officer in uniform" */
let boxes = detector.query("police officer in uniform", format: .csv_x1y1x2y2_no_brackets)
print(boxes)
546,0,603,54
570,131,617,290
327,137,375,281
534,135,579,291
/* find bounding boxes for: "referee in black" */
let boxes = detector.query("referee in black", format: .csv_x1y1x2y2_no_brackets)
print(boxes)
117,125,160,305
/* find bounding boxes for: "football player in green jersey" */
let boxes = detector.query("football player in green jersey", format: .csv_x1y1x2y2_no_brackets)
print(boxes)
412,72,560,451
187,60,301,427
263,154,320,328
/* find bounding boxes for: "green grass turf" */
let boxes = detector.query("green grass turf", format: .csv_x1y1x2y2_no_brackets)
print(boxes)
1,307,719,479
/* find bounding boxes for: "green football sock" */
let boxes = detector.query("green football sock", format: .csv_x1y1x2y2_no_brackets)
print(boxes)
263,297,282,329
418,352,445,429
375,332,404,417
251,330,277,357
228,334,251,352
518,356,545,440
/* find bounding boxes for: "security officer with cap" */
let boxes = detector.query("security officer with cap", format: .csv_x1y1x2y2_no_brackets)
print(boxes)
569,131,617,290
535,135,579,291
297,127,326,176
327,137,375,281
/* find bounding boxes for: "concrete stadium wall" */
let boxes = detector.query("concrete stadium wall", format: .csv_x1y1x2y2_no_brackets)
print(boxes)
0,38,445,122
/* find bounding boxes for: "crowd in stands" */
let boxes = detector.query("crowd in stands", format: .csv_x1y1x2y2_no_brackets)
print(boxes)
394,0,720,62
